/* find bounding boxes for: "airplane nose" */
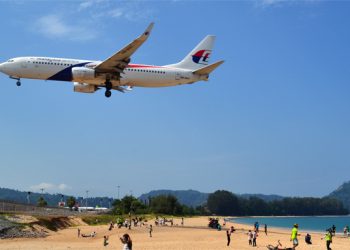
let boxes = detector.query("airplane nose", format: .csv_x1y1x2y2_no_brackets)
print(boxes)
0,62,8,74
0,63,5,73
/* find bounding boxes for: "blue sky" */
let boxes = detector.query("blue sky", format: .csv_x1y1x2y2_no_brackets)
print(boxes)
0,0,349,198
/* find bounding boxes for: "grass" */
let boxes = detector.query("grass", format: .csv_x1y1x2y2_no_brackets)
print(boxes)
81,214,120,225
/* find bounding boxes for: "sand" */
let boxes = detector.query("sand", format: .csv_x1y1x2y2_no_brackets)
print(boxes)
0,216,349,249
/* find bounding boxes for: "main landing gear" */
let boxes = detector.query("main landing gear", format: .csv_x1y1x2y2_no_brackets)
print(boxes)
105,80,112,98
16,80,21,87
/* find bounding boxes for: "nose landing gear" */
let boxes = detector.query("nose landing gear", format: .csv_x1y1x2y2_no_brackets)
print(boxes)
105,90,111,98
10,76,21,87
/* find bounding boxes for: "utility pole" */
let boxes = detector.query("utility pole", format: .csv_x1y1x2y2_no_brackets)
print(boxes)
117,185,120,200
85,190,89,207
27,192,31,204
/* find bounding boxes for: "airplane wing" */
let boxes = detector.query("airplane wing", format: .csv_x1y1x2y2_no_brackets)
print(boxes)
94,23,154,74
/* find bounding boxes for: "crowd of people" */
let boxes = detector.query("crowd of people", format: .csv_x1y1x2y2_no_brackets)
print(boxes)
75,216,349,249
222,219,348,250
75,216,188,249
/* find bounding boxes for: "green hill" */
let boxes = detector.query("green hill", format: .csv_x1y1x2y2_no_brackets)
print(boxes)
138,189,209,207
328,181,350,209
138,190,285,207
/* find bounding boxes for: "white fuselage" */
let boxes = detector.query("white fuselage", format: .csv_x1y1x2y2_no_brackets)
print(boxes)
0,57,202,88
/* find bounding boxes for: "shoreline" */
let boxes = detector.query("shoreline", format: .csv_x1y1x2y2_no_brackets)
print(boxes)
229,215,350,234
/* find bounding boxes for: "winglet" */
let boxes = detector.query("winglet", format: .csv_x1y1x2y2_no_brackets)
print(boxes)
144,22,154,36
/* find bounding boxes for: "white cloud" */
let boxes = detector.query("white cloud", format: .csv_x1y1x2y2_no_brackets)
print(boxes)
79,1,154,21
258,0,317,7
32,1,153,42
57,183,71,191
261,0,286,6
30,182,71,193
108,8,124,18
78,0,95,10
78,0,107,11
35,14,97,41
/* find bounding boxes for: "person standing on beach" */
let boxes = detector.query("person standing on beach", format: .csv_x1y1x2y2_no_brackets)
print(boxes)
181,217,184,226
331,225,336,236
148,225,153,237
248,230,253,246
103,235,109,247
226,230,231,246
264,224,267,235
290,224,300,249
77,228,81,238
252,230,258,247
322,229,333,250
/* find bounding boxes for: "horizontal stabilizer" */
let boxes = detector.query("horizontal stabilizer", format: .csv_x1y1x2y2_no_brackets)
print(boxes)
193,60,224,75
113,85,133,93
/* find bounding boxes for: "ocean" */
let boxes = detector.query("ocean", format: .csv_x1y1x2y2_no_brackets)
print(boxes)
231,216,350,233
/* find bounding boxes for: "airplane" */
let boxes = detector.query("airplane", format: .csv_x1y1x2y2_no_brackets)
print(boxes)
0,23,224,98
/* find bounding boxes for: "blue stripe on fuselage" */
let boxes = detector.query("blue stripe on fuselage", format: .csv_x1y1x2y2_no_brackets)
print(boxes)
47,62,91,81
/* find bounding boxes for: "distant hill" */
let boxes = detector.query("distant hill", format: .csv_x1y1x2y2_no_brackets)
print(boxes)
138,190,285,207
239,193,284,202
328,181,350,209
138,189,209,208
0,187,112,208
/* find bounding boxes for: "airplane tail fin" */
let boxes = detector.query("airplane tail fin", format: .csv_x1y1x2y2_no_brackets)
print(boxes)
167,35,216,70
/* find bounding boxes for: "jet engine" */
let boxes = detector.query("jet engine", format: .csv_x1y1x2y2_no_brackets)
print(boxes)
72,67,96,81
73,82,97,93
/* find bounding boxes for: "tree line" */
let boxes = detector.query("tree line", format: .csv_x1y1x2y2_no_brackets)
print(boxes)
207,190,349,216
107,190,348,216
35,190,349,216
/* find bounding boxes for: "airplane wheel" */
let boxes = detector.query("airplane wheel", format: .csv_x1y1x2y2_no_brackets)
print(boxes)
16,81,21,87
105,90,112,98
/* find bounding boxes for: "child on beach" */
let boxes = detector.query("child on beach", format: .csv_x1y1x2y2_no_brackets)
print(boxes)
248,230,253,246
148,225,153,237
120,233,132,250
305,233,312,244
252,230,258,247
226,230,231,246
103,235,109,247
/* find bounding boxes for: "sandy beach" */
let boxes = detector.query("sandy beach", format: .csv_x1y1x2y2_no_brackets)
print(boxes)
0,216,349,250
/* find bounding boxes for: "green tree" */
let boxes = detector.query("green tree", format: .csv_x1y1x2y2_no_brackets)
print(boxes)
37,196,48,207
66,196,76,210
207,190,240,216
112,196,146,214
149,195,183,215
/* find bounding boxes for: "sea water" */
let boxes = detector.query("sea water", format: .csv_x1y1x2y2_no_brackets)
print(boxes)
231,216,350,233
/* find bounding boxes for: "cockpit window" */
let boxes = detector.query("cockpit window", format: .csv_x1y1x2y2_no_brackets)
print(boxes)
7,59,14,62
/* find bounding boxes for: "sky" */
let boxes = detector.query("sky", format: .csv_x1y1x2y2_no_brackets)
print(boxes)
0,0,350,199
